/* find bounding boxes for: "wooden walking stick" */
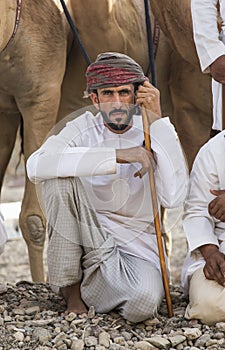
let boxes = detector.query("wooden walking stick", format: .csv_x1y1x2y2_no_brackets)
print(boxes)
141,105,173,317
143,0,173,317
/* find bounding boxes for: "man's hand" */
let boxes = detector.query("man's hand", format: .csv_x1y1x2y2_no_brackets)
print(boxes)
116,146,155,178
210,55,225,83
136,81,162,123
208,189,225,221
200,244,225,286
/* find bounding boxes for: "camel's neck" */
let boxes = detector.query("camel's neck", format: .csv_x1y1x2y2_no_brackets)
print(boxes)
0,0,18,52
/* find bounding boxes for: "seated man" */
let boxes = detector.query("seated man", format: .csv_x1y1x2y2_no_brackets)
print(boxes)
182,129,225,325
27,52,188,323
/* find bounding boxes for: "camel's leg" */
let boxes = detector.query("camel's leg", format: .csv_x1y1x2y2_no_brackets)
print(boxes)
0,112,21,192
155,34,174,266
169,51,212,169
16,86,63,282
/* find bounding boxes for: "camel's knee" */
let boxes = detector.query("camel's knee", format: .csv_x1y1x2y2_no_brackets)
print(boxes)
19,214,45,247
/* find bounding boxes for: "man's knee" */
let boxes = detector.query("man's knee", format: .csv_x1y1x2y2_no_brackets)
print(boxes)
186,268,225,325
122,288,163,323
185,292,225,325
43,177,74,195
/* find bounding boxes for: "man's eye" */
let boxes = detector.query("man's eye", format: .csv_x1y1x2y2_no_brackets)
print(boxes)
102,91,113,96
119,91,131,96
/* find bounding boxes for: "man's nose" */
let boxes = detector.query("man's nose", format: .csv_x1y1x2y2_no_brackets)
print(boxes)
111,92,122,104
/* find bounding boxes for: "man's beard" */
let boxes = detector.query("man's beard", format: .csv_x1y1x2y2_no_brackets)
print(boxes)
100,105,139,131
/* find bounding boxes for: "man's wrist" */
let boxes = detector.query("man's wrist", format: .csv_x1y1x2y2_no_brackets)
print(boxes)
199,244,219,260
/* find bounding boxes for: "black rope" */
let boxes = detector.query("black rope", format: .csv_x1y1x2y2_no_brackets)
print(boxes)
59,0,91,65
144,0,157,87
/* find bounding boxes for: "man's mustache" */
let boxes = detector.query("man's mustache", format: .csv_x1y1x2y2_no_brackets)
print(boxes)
109,109,128,117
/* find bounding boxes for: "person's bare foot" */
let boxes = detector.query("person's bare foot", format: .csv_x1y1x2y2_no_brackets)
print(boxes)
60,282,88,315
66,298,87,315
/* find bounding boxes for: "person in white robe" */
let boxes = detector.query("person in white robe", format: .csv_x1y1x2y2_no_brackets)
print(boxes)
27,52,188,322
182,129,225,324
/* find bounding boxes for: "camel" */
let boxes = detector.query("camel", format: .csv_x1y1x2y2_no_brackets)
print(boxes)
0,0,212,281
0,0,70,281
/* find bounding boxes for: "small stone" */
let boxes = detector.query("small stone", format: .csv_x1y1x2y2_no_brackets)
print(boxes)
53,332,66,345
32,327,52,344
144,318,160,326
121,331,132,341
57,344,67,350
71,319,85,325
13,308,26,316
0,305,5,313
25,306,40,315
14,331,24,342
205,339,219,347
114,336,126,346
65,312,77,322
71,339,84,350
4,315,12,322
148,336,171,350
169,335,186,347
99,331,110,347
134,341,157,350
0,283,7,294
88,305,95,318
194,334,211,347
183,328,202,340
85,336,98,347
215,322,225,331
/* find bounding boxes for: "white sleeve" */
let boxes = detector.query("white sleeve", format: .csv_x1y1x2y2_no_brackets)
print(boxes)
150,117,188,208
183,143,219,253
27,121,117,184
191,0,225,72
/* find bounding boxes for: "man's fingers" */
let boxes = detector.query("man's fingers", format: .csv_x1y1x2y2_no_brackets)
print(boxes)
208,190,225,219
208,200,219,215
134,170,143,178
204,263,225,286
210,189,225,196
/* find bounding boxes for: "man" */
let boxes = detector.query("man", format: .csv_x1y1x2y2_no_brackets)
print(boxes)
182,130,225,325
27,52,188,323
191,0,225,132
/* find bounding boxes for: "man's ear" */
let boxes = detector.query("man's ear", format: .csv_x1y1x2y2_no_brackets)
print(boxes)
90,92,99,109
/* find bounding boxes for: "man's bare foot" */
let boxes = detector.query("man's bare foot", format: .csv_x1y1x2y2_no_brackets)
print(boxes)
66,298,88,315
60,282,88,315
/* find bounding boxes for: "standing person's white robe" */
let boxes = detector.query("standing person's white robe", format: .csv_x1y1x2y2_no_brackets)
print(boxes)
192,0,225,130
